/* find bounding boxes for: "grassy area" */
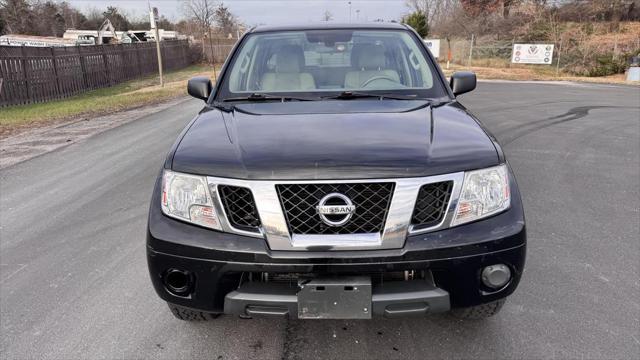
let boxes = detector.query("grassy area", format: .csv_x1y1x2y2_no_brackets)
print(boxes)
0,64,218,136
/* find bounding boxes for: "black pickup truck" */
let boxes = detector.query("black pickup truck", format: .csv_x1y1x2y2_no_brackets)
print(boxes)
147,23,526,321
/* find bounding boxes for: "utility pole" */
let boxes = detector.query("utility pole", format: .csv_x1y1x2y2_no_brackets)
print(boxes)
348,2,352,23
150,5,164,87
468,34,474,68
356,9,360,21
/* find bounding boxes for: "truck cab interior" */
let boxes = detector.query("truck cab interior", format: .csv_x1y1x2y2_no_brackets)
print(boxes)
226,29,437,94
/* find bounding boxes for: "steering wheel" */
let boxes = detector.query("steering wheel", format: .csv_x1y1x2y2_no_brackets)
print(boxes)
361,75,399,88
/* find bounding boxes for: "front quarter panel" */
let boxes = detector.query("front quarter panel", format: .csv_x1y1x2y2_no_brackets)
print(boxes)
162,109,208,170
449,100,507,162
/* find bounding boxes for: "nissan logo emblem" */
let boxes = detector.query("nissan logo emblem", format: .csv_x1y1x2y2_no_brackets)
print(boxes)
316,193,356,227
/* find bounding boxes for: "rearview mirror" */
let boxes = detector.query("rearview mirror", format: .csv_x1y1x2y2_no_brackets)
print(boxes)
450,72,477,96
187,77,213,101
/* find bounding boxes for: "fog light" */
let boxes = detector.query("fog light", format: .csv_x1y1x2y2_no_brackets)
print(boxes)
481,264,511,289
164,269,192,295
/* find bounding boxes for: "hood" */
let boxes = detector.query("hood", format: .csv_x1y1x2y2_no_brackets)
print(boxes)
171,100,499,180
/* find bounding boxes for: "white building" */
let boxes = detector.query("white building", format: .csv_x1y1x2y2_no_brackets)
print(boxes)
62,29,180,45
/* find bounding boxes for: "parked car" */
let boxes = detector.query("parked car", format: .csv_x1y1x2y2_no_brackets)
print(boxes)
147,23,526,321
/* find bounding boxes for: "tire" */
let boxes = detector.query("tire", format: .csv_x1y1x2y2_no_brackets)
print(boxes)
167,303,220,321
450,298,506,320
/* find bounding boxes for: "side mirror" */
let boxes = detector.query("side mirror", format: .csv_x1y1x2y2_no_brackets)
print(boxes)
187,77,213,101
450,71,477,96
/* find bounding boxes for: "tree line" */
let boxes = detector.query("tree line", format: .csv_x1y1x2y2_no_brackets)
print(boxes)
401,0,640,38
0,0,240,39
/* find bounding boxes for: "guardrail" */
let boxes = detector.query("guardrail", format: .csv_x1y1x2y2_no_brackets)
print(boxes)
0,40,190,107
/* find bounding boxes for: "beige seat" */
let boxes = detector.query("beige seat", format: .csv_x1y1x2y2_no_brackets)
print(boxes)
261,45,316,91
344,44,400,89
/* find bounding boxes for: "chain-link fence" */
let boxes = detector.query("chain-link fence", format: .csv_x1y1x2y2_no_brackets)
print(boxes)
441,37,560,69
435,34,640,76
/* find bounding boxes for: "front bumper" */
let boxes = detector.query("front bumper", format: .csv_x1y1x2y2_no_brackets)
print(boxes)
147,180,526,317
224,278,451,319
147,165,526,317
148,241,525,317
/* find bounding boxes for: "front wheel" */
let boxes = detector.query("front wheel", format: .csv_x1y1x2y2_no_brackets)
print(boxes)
167,303,220,321
450,298,506,319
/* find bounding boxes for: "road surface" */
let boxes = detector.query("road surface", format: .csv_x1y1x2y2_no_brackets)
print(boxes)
1,81,639,359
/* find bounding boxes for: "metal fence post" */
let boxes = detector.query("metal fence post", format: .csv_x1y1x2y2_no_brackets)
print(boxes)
446,38,451,69
509,37,515,68
556,36,563,77
468,34,474,68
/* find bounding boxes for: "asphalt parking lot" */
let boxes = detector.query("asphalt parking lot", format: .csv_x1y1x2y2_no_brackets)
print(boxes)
1,81,638,360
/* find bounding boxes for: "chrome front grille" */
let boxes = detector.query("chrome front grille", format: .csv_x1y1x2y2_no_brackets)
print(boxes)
276,183,394,235
208,172,464,251
410,181,453,230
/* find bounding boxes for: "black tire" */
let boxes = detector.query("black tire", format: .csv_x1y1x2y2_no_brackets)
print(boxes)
167,303,220,321
450,298,506,320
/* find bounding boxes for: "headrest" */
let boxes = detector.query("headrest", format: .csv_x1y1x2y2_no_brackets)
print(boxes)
354,44,386,70
275,45,305,73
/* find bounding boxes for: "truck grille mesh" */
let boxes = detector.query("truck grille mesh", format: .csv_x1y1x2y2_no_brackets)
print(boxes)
218,185,261,232
276,183,394,235
410,181,453,229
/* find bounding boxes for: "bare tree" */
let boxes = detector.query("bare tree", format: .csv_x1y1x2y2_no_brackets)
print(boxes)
406,0,453,24
183,0,216,36
183,0,217,64
59,1,87,29
215,2,236,36
322,10,334,21
1,0,34,34
102,6,129,31
83,7,104,30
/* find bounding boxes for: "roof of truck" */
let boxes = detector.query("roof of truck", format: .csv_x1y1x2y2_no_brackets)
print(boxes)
250,22,408,33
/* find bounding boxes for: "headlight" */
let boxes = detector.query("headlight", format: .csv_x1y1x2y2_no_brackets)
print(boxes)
451,164,510,226
161,170,221,230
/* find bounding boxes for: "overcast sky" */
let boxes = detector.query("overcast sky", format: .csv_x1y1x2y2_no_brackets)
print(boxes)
65,0,409,25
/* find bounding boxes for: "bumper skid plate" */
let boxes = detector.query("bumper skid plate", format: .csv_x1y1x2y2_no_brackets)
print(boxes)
224,278,450,319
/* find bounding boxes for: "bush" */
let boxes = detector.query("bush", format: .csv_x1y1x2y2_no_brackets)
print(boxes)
522,20,554,42
403,11,429,38
587,54,628,76
562,47,640,77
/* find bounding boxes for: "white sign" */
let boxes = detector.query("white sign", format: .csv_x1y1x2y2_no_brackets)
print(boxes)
0,36,71,47
423,39,441,59
150,7,159,29
512,44,554,64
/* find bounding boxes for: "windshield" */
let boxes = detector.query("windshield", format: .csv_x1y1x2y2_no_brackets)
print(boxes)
217,29,448,100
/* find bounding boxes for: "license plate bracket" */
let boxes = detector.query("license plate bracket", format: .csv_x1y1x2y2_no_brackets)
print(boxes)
297,276,372,319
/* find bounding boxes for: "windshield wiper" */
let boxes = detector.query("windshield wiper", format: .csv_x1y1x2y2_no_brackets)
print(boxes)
222,93,315,102
321,91,423,101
